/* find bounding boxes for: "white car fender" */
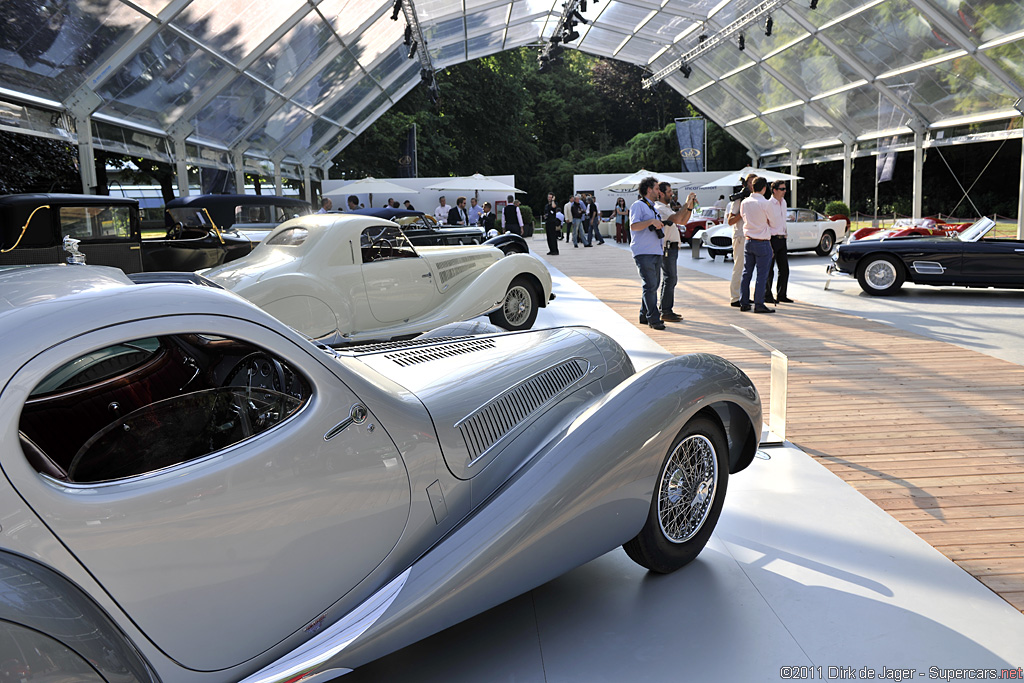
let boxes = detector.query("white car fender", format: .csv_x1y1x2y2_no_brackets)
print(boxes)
426,253,552,319
232,270,357,340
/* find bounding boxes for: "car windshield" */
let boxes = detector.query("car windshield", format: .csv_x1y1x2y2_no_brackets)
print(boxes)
167,207,211,229
957,217,996,242
698,208,718,218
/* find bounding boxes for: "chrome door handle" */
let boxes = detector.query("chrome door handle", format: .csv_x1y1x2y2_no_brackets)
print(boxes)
324,404,369,441
422,272,432,278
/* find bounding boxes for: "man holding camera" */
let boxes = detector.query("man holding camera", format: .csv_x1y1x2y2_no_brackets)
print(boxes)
726,173,756,307
655,181,696,322
630,177,667,330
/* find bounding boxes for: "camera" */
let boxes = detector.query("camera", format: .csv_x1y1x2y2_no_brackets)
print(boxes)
648,224,665,239
729,185,750,202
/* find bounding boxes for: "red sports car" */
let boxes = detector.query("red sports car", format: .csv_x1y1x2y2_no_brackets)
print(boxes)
851,217,973,241
682,206,725,243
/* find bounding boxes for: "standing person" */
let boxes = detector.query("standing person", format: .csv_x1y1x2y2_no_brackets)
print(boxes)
562,196,575,241
714,194,727,210
347,195,360,211
467,197,483,226
318,198,332,214
403,200,416,211
654,182,696,323
503,195,523,236
433,196,448,223
542,192,561,256
447,196,468,226
726,173,756,308
613,197,628,243
630,177,666,330
586,196,605,245
765,180,794,304
480,202,496,235
570,194,588,247
738,176,775,313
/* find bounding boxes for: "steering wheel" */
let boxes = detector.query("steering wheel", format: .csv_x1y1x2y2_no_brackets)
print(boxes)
166,222,183,240
369,234,396,259
223,353,287,393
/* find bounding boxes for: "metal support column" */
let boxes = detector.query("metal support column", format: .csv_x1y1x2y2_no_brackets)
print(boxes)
789,147,799,208
912,123,925,220
173,136,190,197
1018,132,1024,239
273,158,284,196
76,116,98,194
842,138,853,209
303,163,312,205
233,150,246,195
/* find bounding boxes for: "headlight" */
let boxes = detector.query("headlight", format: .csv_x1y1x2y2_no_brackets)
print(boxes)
830,251,839,262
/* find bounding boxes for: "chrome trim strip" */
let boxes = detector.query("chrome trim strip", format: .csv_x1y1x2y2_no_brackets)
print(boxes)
238,568,410,683
911,261,945,275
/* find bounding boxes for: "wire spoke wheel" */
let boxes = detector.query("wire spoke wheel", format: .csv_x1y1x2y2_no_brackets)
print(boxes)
857,254,904,295
623,416,729,573
657,434,718,543
488,276,539,331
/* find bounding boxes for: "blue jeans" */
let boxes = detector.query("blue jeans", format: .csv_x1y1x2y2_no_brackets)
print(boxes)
660,243,678,314
588,218,603,244
740,238,774,307
634,253,663,323
572,219,588,246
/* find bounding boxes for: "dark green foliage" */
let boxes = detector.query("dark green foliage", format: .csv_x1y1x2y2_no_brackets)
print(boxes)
824,201,850,216
0,131,81,194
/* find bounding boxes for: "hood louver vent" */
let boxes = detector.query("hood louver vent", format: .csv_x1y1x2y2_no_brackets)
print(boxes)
344,336,467,354
384,338,497,367
457,358,590,463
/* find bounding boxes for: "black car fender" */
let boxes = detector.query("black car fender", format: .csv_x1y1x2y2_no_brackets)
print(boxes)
484,233,529,255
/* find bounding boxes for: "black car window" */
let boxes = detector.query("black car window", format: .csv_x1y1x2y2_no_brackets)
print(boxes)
360,225,418,262
20,334,311,484
59,206,132,240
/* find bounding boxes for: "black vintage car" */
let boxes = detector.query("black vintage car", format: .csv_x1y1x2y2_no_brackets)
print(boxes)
827,217,1024,295
352,208,530,254
165,194,312,243
0,194,253,273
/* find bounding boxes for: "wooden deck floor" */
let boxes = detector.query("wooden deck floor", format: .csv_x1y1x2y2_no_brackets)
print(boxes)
543,240,1024,612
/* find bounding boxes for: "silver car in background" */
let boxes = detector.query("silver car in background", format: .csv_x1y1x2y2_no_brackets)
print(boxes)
0,264,761,682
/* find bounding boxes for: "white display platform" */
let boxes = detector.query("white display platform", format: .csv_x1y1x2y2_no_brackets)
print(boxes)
344,260,1024,682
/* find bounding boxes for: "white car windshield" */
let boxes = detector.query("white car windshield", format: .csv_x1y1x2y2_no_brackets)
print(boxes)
957,217,995,242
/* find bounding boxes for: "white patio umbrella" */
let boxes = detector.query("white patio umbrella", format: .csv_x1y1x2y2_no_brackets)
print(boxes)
424,173,524,196
699,166,802,189
323,177,418,208
601,169,689,192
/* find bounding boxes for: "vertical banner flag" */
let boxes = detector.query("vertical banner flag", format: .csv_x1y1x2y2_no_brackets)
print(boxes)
397,124,417,178
675,117,706,173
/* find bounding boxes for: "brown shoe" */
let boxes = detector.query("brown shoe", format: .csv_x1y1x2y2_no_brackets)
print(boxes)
661,312,683,322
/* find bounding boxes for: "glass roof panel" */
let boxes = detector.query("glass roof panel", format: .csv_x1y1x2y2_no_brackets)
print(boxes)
247,100,309,148
191,74,273,142
636,12,697,44
348,90,391,131
467,32,505,60
0,1,148,102
467,7,512,37
511,0,555,22
369,46,412,85
432,40,468,67
579,26,627,54
246,11,337,90
697,36,757,77
321,75,376,126
724,67,790,112
985,40,1024,92
786,0,871,30
173,0,308,62
693,82,755,124
424,15,466,44
615,37,665,64
504,18,545,46
899,59,1019,121
95,28,224,127
764,38,854,99
596,2,656,32
967,0,1024,42
302,52,361,111
349,10,406,70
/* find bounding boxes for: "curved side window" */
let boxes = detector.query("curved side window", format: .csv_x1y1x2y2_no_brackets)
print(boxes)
19,335,312,484
266,227,308,246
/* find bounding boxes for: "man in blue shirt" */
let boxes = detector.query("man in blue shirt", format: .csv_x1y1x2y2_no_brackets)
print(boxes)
630,176,667,330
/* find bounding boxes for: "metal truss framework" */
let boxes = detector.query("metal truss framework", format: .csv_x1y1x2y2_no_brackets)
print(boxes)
0,0,1021,207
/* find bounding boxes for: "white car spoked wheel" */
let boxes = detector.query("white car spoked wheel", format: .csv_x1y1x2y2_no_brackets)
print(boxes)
856,254,905,295
815,230,836,256
488,276,538,331
623,416,728,573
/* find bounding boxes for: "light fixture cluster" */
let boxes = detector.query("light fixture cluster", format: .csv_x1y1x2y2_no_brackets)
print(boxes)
539,0,599,71
392,0,440,104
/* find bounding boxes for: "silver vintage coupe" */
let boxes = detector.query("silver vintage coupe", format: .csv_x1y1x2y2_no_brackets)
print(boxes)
0,264,761,682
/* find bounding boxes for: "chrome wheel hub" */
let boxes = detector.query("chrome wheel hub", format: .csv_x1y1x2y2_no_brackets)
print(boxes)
504,286,531,326
657,434,718,543
865,260,897,289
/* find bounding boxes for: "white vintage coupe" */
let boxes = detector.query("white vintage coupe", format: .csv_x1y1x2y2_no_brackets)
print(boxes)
201,213,554,344
700,207,848,259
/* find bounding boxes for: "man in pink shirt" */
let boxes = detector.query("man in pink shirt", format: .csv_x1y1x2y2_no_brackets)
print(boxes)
738,176,775,313
766,179,794,304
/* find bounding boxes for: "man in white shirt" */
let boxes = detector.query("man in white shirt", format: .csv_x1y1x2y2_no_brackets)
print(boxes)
317,198,332,214
765,180,793,304
714,195,727,210
562,197,575,241
738,176,775,313
467,197,483,226
654,182,696,322
726,174,756,308
433,196,448,223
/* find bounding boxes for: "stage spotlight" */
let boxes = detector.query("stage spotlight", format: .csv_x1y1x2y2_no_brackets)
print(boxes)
549,33,562,43
810,0,818,8
765,16,773,36
580,0,587,11
738,33,745,50
404,25,413,45
698,33,708,42
572,10,588,23
391,0,402,20
563,28,580,42
408,41,417,58
679,61,692,78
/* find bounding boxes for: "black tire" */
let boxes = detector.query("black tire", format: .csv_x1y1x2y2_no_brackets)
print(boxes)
623,416,729,573
815,230,836,256
856,254,905,296
488,276,539,331
708,248,726,260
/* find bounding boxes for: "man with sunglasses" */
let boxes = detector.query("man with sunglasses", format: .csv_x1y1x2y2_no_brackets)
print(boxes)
766,180,794,304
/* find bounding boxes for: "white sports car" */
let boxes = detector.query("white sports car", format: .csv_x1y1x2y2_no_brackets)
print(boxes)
201,214,554,345
701,207,848,259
